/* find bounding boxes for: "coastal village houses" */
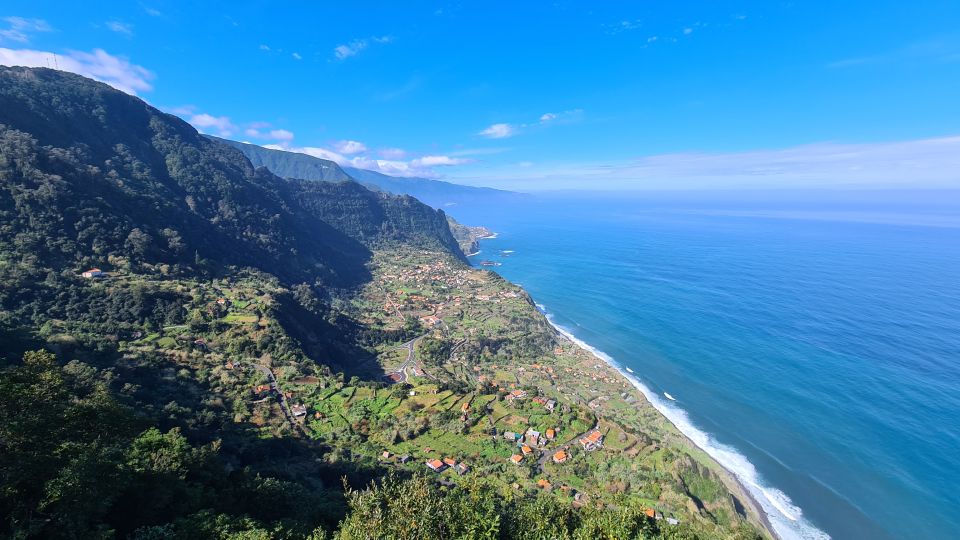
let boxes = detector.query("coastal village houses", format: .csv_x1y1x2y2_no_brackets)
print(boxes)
579,430,604,451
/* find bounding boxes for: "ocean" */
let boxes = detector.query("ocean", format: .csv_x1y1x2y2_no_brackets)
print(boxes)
445,190,960,540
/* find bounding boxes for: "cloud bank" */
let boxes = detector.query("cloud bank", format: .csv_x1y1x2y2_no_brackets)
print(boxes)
456,136,960,191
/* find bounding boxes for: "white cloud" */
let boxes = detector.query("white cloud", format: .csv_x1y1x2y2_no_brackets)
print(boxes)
188,113,235,136
479,123,516,139
333,140,368,154
334,40,367,60
271,143,471,179
540,108,583,124
259,44,271,51
291,52,302,60
269,129,294,141
411,155,471,167
378,147,407,159
683,27,693,35
0,47,154,95
106,20,133,36
244,127,261,137
333,35,392,60
0,17,51,43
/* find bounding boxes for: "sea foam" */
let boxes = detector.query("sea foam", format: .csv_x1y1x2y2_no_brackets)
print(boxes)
543,310,831,540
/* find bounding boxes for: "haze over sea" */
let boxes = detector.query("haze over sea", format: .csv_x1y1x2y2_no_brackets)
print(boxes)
447,189,960,540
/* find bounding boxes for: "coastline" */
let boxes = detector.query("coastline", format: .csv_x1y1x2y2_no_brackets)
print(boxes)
540,308,838,540
546,317,780,539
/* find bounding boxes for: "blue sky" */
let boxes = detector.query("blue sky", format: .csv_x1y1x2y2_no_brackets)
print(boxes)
2,1,960,190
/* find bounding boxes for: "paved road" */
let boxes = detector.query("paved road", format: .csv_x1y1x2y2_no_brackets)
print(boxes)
536,422,600,473
243,362,301,432
389,334,435,382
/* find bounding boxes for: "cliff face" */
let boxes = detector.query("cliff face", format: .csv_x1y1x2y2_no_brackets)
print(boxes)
446,216,494,256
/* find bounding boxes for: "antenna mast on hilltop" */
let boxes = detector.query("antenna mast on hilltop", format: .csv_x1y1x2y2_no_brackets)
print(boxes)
53,54,59,70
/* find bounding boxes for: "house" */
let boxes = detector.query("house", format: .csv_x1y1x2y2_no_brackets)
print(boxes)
545,399,557,412
552,450,568,464
666,518,680,526
460,402,470,413
253,384,271,394
398,455,411,464
503,431,520,441
290,404,307,417
216,297,227,305
536,478,552,490
81,268,105,278
506,389,527,401
382,451,392,459
425,459,447,472
545,428,556,440
510,454,524,464
579,430,604,451
525,429,541,445
644,509,656,519
419,315,441,326
442,457,457,468
520,445,533,456
456,462,470,475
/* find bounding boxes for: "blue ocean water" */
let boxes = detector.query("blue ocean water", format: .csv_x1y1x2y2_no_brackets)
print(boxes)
446,190,960,540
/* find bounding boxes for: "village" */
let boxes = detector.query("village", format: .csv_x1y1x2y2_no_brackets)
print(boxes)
88,247,752,535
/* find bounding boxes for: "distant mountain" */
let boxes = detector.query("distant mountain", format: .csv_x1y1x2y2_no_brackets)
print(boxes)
208,136,354,183
215,137,523,209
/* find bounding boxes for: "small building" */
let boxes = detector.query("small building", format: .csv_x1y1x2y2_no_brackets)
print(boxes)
426,459,447,472
579,430,604,451
81,268,105,279
525,429,541,445
382,451,392,459
666,518,680,526
510,454,524,464
216,297,227,305
520,445,533,456
460,402,470,413
506,389,527,401
545,399,557,412
552,450,568,464
443,457,457,468
503,431,520,441
456,462,470,475
644,509,656,519
253,384,271,394
398,455,411,464
290,404,307,417
536,478,552,490
545,428,556,440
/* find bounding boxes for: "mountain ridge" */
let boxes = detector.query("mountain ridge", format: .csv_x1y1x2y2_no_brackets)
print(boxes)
213,136,523,209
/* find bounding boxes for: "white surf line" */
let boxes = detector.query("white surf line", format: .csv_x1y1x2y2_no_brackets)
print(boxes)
541,309,831,540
